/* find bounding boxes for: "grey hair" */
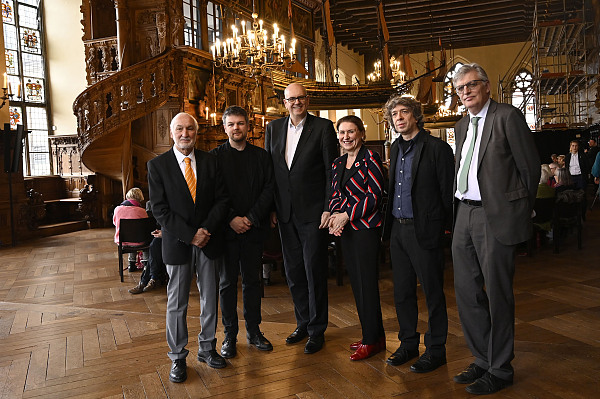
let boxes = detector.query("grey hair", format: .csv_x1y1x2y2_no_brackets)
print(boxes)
383,95,424,130
126,187,144,202
452,63,489,86
170,112,199,132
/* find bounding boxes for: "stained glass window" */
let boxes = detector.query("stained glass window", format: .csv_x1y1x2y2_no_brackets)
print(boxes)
3,0,50,176
17,3,36,28
5,49,18,73
21,52,42,76
9,106,22,129
2,0,14,23
20,28,40,53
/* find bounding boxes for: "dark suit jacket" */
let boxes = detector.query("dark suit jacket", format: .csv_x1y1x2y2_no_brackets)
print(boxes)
210,141,274,239
383,130,455,249
565,151,590,177
265,113,338,223
147,148,228,264
329,145,384,230
453,100,541,245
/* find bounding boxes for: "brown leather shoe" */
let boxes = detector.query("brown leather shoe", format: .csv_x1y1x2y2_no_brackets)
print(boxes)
143,278,157,292
128,282,144,294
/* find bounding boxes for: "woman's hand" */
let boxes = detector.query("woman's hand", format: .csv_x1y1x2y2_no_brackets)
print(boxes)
328,212,349,236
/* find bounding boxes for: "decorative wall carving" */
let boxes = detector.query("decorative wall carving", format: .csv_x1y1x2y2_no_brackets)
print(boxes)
84,37,120,85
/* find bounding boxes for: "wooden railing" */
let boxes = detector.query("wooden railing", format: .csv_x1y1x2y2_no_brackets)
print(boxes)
73,48,184,154
84,37,120,85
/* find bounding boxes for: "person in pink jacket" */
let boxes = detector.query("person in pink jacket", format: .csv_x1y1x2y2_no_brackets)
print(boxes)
113,187,148,272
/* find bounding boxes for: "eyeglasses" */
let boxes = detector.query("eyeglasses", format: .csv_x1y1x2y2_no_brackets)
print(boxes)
455,80,487,94
338,129,357,135
284,95,308,103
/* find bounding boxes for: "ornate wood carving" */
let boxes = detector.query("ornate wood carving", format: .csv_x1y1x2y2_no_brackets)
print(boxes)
84,37,120,85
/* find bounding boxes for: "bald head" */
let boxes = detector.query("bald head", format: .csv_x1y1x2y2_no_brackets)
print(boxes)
283,83,309,124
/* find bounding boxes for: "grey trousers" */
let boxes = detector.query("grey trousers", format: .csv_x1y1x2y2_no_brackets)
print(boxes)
452,202,516,381
165,247,222,360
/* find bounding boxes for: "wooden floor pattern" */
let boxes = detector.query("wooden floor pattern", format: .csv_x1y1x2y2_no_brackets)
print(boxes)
1,211,599,398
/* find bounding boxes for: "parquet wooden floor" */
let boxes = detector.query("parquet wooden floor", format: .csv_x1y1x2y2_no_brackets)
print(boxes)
0,210,599,398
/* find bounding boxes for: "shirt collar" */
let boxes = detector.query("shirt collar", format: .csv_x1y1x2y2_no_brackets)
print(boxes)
468,98,491,120
288,115,307,130
172,146,196,164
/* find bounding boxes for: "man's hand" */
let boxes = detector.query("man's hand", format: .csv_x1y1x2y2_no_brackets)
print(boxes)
151,229,162,238
270,211,278,228
191,228,211,247
230,216,252,234
318,211,331,229
595,177,599,184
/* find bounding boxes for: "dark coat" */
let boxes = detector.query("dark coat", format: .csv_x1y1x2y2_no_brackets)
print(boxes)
383,129,455,249
565,151,590,177
265,113,338,223
147,148,228,264
210,141,274,239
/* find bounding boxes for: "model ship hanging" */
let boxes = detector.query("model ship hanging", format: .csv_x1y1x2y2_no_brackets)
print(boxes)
211,12,297,77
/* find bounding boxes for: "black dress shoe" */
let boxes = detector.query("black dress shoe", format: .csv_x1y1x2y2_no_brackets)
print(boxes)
220,337,237,359
286,327,308,344
169,359,187,383
409,352,447,373
247,332,273,351
386,347,419,366
453,363,487,384
465,372,513,395
304,335,324,354
197,349,227,369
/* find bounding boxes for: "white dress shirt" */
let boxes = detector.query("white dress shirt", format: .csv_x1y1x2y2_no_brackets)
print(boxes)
285,116,307,169
455,98,491,201
569,153,581,176
172,146,197,179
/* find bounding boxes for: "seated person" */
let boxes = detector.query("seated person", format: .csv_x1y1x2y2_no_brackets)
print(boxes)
547,163,558,187
557,154,566,168
554,167,575,193
129,229,168,294
537,164,556,199
113,187,148,272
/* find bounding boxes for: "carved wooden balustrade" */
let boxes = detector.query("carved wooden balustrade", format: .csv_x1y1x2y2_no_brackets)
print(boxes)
74,47,185,154
84,37,120,85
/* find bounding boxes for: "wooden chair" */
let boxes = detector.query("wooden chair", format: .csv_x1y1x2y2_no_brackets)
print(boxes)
117,218,155,282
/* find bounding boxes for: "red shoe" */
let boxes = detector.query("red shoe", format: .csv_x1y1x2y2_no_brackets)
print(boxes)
350,340,362,350
350,343,383,361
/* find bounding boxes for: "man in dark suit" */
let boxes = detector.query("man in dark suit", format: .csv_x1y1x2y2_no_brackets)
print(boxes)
148,112,229,383
210,106,274,359
382,96,454,373
265,83,338,354
565,140,590,190
451,64,540,395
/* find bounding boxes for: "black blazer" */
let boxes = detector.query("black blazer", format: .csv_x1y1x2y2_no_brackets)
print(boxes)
383,130,455,250
265,113,338,223
210,141,274,238
147,148,228,264
565,152,590,177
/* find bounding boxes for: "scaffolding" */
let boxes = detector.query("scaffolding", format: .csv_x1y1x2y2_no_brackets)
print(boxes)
532,0,595,130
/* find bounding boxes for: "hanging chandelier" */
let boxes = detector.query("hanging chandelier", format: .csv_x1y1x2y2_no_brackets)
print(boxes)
211,12,296,77
367,57,406,85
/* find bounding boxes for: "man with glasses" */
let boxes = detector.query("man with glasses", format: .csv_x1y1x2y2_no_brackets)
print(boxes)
451,63,540,395
382,95,454,374
265,83,337,354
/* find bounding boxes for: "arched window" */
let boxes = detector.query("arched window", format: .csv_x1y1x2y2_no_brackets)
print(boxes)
512,70,535,130
443,62,465,113
3,0,51,176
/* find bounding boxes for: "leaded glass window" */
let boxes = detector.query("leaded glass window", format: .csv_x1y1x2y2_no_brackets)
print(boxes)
3,0,50,176
512,70,535,131
443,62,465,113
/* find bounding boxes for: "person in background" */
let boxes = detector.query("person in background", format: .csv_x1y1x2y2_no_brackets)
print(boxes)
548,163,558,187
585,138,599,166
113,187,148,272
557,154,566,168
565,140,589,190
537,165,556,199
554,167,575,193
327,115,386,361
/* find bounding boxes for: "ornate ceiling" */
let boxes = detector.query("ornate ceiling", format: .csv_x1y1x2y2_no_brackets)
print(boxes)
313,0,588,56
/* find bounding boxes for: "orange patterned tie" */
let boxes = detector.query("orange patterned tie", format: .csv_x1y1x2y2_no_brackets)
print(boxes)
184,157,196,203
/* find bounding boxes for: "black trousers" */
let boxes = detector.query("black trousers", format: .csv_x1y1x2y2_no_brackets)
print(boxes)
278,215,329,337
219,230,264,338
341,227,384,345
141,237,167,286
390,220,448,356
